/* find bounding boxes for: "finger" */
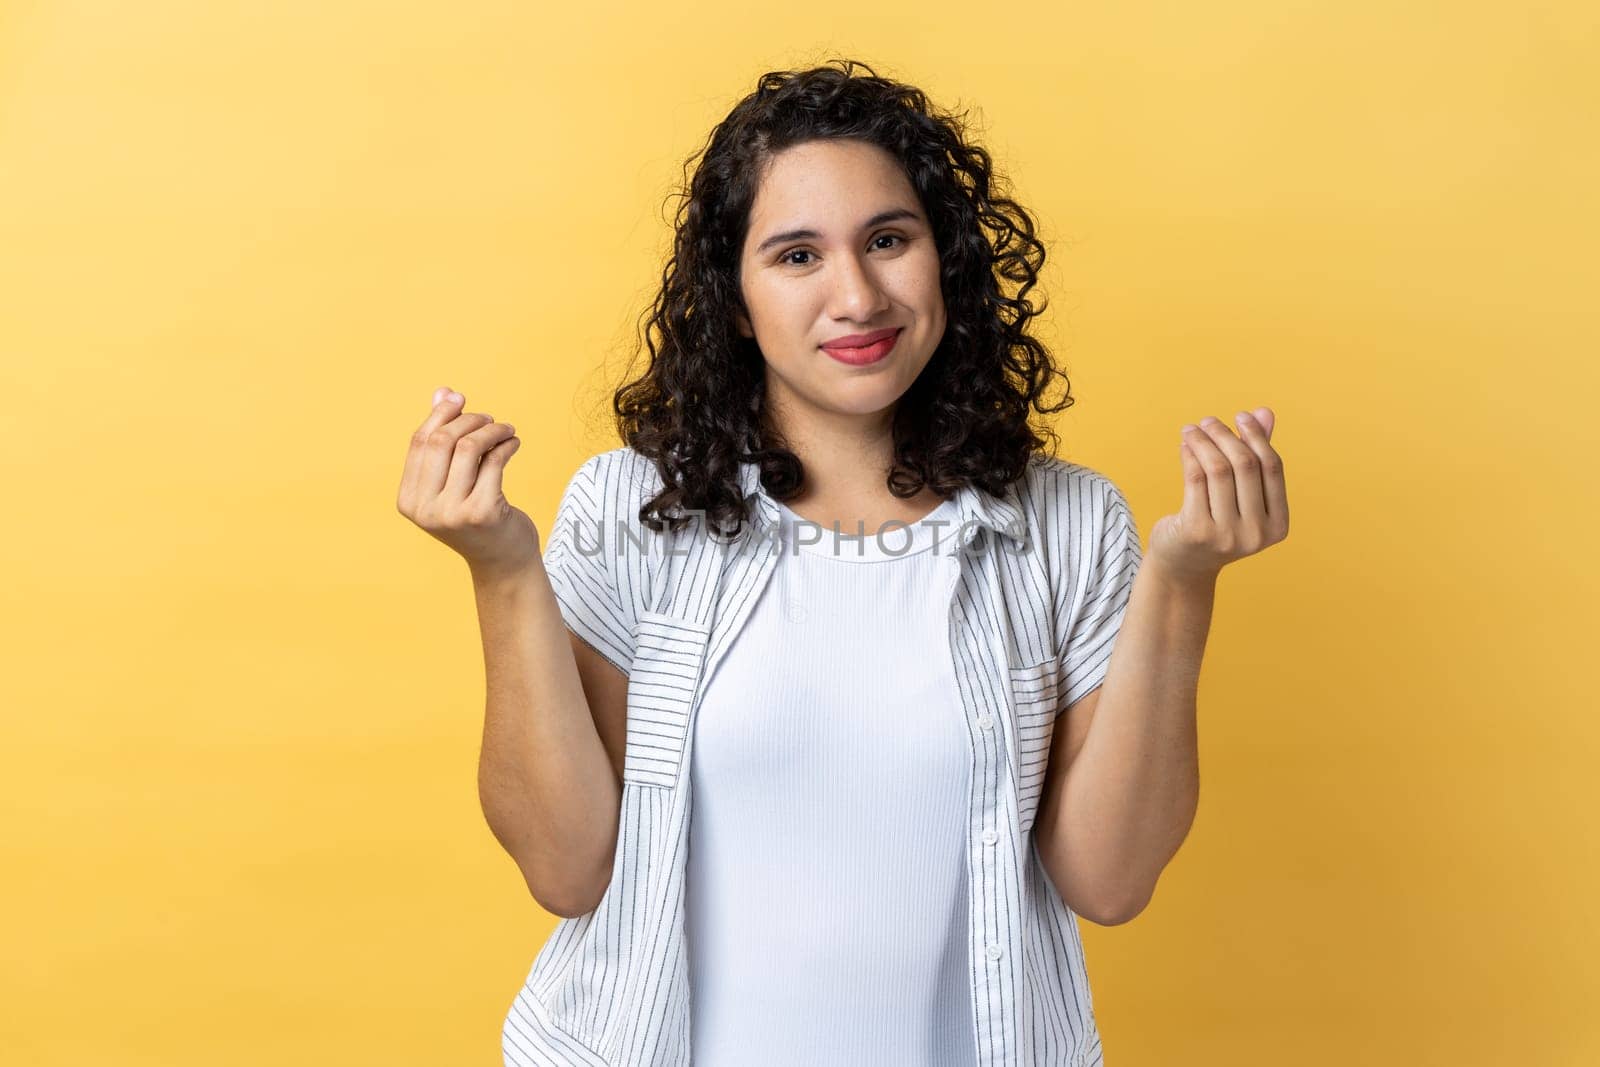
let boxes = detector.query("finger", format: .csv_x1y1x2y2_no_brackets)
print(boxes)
443,418,517,501
399,387,464,507
466,433,522,510
1181,422,1238,522
1246,407,1288,533
1198,415,1265,525
417,407,494,499
1234,409,1287,525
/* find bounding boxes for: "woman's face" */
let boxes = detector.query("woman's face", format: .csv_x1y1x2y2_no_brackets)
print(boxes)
736,139,946,431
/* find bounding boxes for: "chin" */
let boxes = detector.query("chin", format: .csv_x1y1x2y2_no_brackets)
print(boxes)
826,384,916,416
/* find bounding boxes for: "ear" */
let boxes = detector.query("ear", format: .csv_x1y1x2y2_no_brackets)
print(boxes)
735,309,754,339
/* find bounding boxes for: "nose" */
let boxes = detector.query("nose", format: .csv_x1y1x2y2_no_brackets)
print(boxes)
827,251,892,322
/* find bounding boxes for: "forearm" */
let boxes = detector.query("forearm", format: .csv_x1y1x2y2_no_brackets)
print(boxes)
1042,560,1212,921
472,560,620,915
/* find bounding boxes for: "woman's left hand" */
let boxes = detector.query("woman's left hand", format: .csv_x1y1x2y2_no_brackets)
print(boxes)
1146,406,1290,584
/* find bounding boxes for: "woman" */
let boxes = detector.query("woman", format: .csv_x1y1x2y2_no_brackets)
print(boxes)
396,59,1288,1067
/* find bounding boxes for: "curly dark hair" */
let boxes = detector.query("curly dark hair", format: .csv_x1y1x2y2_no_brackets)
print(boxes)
614,57,1075,541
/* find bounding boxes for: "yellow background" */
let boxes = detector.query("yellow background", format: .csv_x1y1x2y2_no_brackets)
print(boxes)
4,1,1595,1063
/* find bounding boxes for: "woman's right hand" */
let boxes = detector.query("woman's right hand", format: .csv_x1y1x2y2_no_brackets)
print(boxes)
396,386,538,581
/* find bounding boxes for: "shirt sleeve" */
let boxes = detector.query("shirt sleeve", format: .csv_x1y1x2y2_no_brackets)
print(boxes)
1056,474,1143,711
541,453,636,676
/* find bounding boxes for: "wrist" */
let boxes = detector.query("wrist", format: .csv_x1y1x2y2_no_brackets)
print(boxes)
469,557,546,596
1141,555,1219,600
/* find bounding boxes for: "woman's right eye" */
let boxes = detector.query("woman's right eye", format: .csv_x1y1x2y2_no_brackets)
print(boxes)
779,249,813,267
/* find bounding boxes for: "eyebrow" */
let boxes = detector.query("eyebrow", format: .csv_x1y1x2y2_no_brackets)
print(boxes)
752,207,923,256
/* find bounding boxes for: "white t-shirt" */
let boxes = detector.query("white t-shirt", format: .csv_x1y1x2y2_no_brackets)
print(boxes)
507,446,1144,1067
686,494,980,1066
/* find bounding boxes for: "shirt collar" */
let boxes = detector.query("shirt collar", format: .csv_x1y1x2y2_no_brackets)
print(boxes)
736,458,1027,549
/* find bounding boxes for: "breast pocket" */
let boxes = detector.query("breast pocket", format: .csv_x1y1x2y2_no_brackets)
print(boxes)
1008,657,1062,835
624,610,711,788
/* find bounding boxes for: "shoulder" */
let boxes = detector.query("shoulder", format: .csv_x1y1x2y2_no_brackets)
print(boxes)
573,445,659,490
1020,453,1134,529
1015,454,1139,596
564,446,664,518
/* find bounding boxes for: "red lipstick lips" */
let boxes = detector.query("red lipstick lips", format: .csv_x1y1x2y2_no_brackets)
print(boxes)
820,327,902,366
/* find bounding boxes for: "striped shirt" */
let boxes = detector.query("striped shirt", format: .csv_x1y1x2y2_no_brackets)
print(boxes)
503,445,1143,1067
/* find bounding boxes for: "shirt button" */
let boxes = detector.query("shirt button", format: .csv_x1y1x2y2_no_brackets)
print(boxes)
986,943,1004,961
981,828,998,845
977,715,995,730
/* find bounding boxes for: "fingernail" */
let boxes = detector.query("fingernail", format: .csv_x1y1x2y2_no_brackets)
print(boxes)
1234,411,1251,428
1181,424,1197,433
433,387,446,405
447,391,463,404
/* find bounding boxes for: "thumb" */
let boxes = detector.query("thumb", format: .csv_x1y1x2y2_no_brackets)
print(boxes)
1179,436,1208,523
1252,406,1275,438
466,434,521,509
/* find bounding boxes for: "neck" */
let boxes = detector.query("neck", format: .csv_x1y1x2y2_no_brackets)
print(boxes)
761,397,944,526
